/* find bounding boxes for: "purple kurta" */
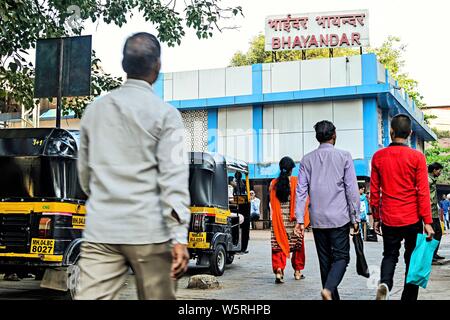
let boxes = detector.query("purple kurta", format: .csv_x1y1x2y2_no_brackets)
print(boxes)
295,143,360,229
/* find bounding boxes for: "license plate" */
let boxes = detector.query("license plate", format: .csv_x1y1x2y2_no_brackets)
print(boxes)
30,238,55,254
188,232,210,249
189,232,206,243
215,213,228,224
72,215,85,228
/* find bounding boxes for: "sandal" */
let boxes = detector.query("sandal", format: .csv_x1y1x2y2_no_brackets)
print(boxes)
294,270,305,280
275,268,284,284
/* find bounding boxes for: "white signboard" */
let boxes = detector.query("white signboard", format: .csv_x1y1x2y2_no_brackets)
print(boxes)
265,10,369,51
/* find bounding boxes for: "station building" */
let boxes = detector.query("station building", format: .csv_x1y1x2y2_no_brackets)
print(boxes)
152,53,436,219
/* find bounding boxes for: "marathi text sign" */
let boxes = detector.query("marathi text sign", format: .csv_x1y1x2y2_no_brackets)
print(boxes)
265,10,369,51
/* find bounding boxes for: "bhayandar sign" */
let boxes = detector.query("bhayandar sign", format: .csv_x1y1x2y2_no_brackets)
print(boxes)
265,10,369,51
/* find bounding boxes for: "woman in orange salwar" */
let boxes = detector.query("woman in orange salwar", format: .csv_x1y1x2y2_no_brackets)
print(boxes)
270,156,310,283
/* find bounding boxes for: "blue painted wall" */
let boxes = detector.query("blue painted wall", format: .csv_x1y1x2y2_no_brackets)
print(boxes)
153,73,164,99
207,109,218,153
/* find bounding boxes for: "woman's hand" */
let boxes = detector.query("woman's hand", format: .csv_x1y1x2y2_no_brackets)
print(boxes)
294,223,305,238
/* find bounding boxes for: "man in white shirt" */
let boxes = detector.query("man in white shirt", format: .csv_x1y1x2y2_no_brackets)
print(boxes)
75,32,190,300
250,190,261,221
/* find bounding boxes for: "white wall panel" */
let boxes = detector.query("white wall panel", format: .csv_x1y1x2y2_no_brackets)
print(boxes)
273,103,302,133
277,132,303,161
301,59,330,90
263,105,274,131
173,70,199,100
271,61,301,93
333,100,363,130
335,130,364,159
217,106,254,162
199,68,226,99
223,106,252,131
226,66,252,96
348,55,362,85
225,135,253,162
217,136,226,155
330,57,347,87
377,61,386,84
218,108,227,136
163,73,173,101
262,63,271,94
303,132,319,155
262,133,277,163
303,101,333,132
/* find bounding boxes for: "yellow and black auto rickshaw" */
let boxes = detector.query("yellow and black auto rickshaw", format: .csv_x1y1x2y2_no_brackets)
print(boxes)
0,128,86,294
187,152,251,276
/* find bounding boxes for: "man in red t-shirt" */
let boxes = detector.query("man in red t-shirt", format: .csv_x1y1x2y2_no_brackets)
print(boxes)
370,114,434,301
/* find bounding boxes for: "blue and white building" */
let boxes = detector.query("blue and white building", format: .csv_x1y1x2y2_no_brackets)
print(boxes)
153,53,436,216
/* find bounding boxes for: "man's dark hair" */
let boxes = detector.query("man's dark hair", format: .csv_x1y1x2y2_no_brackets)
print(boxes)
428,162,443,173
122,32,161,78
391,114,412,139
314,120,336,143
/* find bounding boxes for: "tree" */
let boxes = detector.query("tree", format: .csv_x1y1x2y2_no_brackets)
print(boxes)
230,35,424,110
1,0,243,118
367,36,425,108
425,142,450,184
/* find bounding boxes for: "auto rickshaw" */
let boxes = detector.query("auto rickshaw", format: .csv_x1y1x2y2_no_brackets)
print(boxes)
187,152,251,276
0,128,86,295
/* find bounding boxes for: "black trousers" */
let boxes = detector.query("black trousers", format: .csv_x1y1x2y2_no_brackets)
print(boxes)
312,223,350,300
432,218,442,257
380,221,422,301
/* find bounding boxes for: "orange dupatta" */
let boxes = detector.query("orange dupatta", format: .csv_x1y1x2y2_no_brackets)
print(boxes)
270,176,311,258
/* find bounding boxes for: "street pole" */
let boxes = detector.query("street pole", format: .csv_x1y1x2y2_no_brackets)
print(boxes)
56,38,64,128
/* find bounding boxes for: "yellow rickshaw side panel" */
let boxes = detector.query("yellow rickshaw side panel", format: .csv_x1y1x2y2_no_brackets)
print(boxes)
0,202,86,214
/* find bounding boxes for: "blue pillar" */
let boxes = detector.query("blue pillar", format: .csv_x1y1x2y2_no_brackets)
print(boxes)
361,53,378,84
382,109,390,147
253,105,263,164
361,54,379,176
251,64,263,178
153,73,164,99
363,98,379,160
207,109,218,153
410,131,417,149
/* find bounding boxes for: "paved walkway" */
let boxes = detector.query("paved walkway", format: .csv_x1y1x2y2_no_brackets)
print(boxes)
0,229,448,300
123,229,449,300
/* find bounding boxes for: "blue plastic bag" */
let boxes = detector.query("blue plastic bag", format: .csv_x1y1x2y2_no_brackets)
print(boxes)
406,233,439,288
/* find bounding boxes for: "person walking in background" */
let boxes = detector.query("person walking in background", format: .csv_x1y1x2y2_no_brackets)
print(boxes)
370,114,434,301
250,190,261,229
429,162,445,263
359,185,369,240
440,194,450,230
295,120,360,300
76,32,190,300
270,157,309,283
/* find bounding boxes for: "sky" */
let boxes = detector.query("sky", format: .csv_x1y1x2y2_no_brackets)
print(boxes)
82,0,450,106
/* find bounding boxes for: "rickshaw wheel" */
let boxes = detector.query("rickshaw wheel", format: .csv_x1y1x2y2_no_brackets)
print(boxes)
209,244,226,276
226,253,234,265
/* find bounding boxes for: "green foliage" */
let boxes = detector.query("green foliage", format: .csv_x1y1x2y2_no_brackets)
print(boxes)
432,129,450,139
425,141,450,183
1,0,243,117
368,36,425,108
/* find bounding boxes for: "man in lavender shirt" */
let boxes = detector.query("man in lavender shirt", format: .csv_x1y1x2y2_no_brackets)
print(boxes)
294,120,360,300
